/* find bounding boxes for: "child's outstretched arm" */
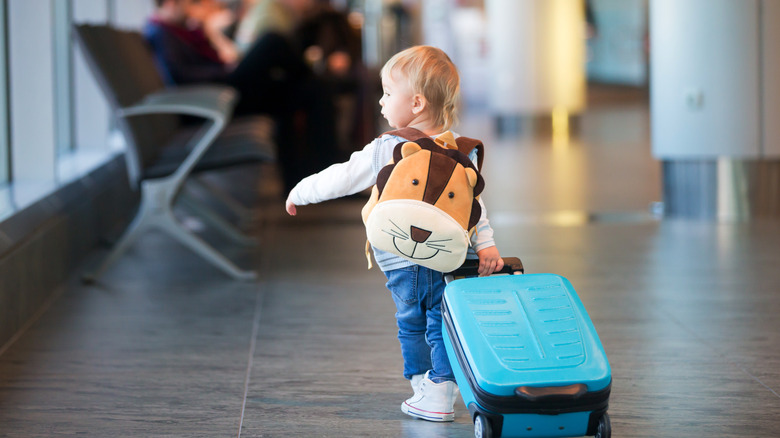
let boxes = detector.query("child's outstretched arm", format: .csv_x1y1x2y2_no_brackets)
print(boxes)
283,139,380,217
285,198,297,216
476,245,504,276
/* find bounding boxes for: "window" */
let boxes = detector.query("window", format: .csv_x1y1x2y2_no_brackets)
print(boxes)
0,0,150,216
0,0,9,185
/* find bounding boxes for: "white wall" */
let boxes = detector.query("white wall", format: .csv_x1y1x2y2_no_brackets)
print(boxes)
111,0,154,30
650,0,760,159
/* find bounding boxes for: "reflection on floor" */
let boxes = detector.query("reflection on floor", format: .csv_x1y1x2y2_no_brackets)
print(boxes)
1,86,779,437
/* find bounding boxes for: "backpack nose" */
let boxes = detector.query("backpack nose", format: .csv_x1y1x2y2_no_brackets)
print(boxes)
410,226,432,243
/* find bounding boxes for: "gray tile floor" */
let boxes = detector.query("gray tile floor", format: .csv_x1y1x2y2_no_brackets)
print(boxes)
2,88,780,437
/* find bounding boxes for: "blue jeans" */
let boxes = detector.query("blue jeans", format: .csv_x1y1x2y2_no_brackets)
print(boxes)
384,265,455,384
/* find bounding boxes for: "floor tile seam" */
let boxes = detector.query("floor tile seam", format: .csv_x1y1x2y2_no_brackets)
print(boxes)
237,285,265,438
735,364,780,399
0,285,65,358
237,210,279,437
657,306,780,399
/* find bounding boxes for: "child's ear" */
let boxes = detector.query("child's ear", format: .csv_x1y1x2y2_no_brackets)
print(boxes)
412,94,427,115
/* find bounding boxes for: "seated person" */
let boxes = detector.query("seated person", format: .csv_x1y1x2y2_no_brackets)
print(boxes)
294,2,368,156
144,0,305,115
236,0,369,158
144,0,337,191
233,0,307,55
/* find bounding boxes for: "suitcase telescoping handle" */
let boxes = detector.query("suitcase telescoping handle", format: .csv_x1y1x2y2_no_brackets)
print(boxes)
443,257,524,284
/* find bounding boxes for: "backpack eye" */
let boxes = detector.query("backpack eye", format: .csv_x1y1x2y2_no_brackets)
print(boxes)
412,179,419,185
448,192,455,199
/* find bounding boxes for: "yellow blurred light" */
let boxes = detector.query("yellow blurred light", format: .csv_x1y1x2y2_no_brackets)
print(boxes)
552,106,570,149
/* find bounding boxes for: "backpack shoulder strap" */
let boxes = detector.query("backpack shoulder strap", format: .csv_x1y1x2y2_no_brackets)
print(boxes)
455,136,485,172
381,127,428,142
383,129,485,171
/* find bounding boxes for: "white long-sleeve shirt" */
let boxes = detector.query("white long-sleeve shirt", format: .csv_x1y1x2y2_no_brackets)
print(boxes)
288,132,497,271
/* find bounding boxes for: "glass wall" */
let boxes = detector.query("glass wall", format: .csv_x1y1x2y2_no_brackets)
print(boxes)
0,0,149,203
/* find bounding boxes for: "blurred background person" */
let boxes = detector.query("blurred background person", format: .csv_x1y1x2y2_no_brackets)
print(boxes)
234,0,368,159
144,0,340,192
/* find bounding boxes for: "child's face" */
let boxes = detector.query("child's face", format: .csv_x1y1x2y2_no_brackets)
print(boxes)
379,72,417,129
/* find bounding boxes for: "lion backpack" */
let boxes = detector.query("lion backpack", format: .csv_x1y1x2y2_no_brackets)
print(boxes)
361,128,485,272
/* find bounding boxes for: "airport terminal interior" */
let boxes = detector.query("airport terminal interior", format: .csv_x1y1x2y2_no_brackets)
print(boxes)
1,1,780,437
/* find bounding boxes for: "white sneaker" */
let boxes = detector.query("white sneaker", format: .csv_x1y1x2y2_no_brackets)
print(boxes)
401,372,458,422
410,374,425,395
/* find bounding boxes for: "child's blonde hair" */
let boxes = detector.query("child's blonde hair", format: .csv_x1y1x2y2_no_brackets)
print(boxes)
381,46,460,131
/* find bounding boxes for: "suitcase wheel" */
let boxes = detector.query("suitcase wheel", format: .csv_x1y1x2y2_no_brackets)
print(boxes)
474,414,492,438
594,413,611,438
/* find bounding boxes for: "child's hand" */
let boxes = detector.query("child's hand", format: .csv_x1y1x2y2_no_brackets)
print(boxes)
285,198,297,216
476,246,504,276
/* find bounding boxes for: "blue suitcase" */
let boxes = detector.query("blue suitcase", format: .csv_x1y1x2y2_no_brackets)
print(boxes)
442,258,611,438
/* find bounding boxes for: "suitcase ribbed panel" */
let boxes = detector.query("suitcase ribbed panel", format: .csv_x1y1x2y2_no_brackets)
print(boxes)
466,277,585,371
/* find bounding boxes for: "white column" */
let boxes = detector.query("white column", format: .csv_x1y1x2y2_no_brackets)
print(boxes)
485,0,586,115
651,0,780,219
762,0,780,157
0,0,9,183
361,0,383,68
650,0,760,159
53,0,74,156
421,0,455,56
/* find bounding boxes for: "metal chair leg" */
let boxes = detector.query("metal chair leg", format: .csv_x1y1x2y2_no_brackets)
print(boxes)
177,190,259,246
82,195,152,283
186,176,261,225
84,178,257,283
157,210,258,281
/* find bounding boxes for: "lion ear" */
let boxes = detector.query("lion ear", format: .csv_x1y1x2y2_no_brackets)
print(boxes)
401,142,422,158
465,168,478,188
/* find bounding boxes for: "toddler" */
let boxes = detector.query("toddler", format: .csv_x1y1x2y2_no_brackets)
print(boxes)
285,45,503,421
